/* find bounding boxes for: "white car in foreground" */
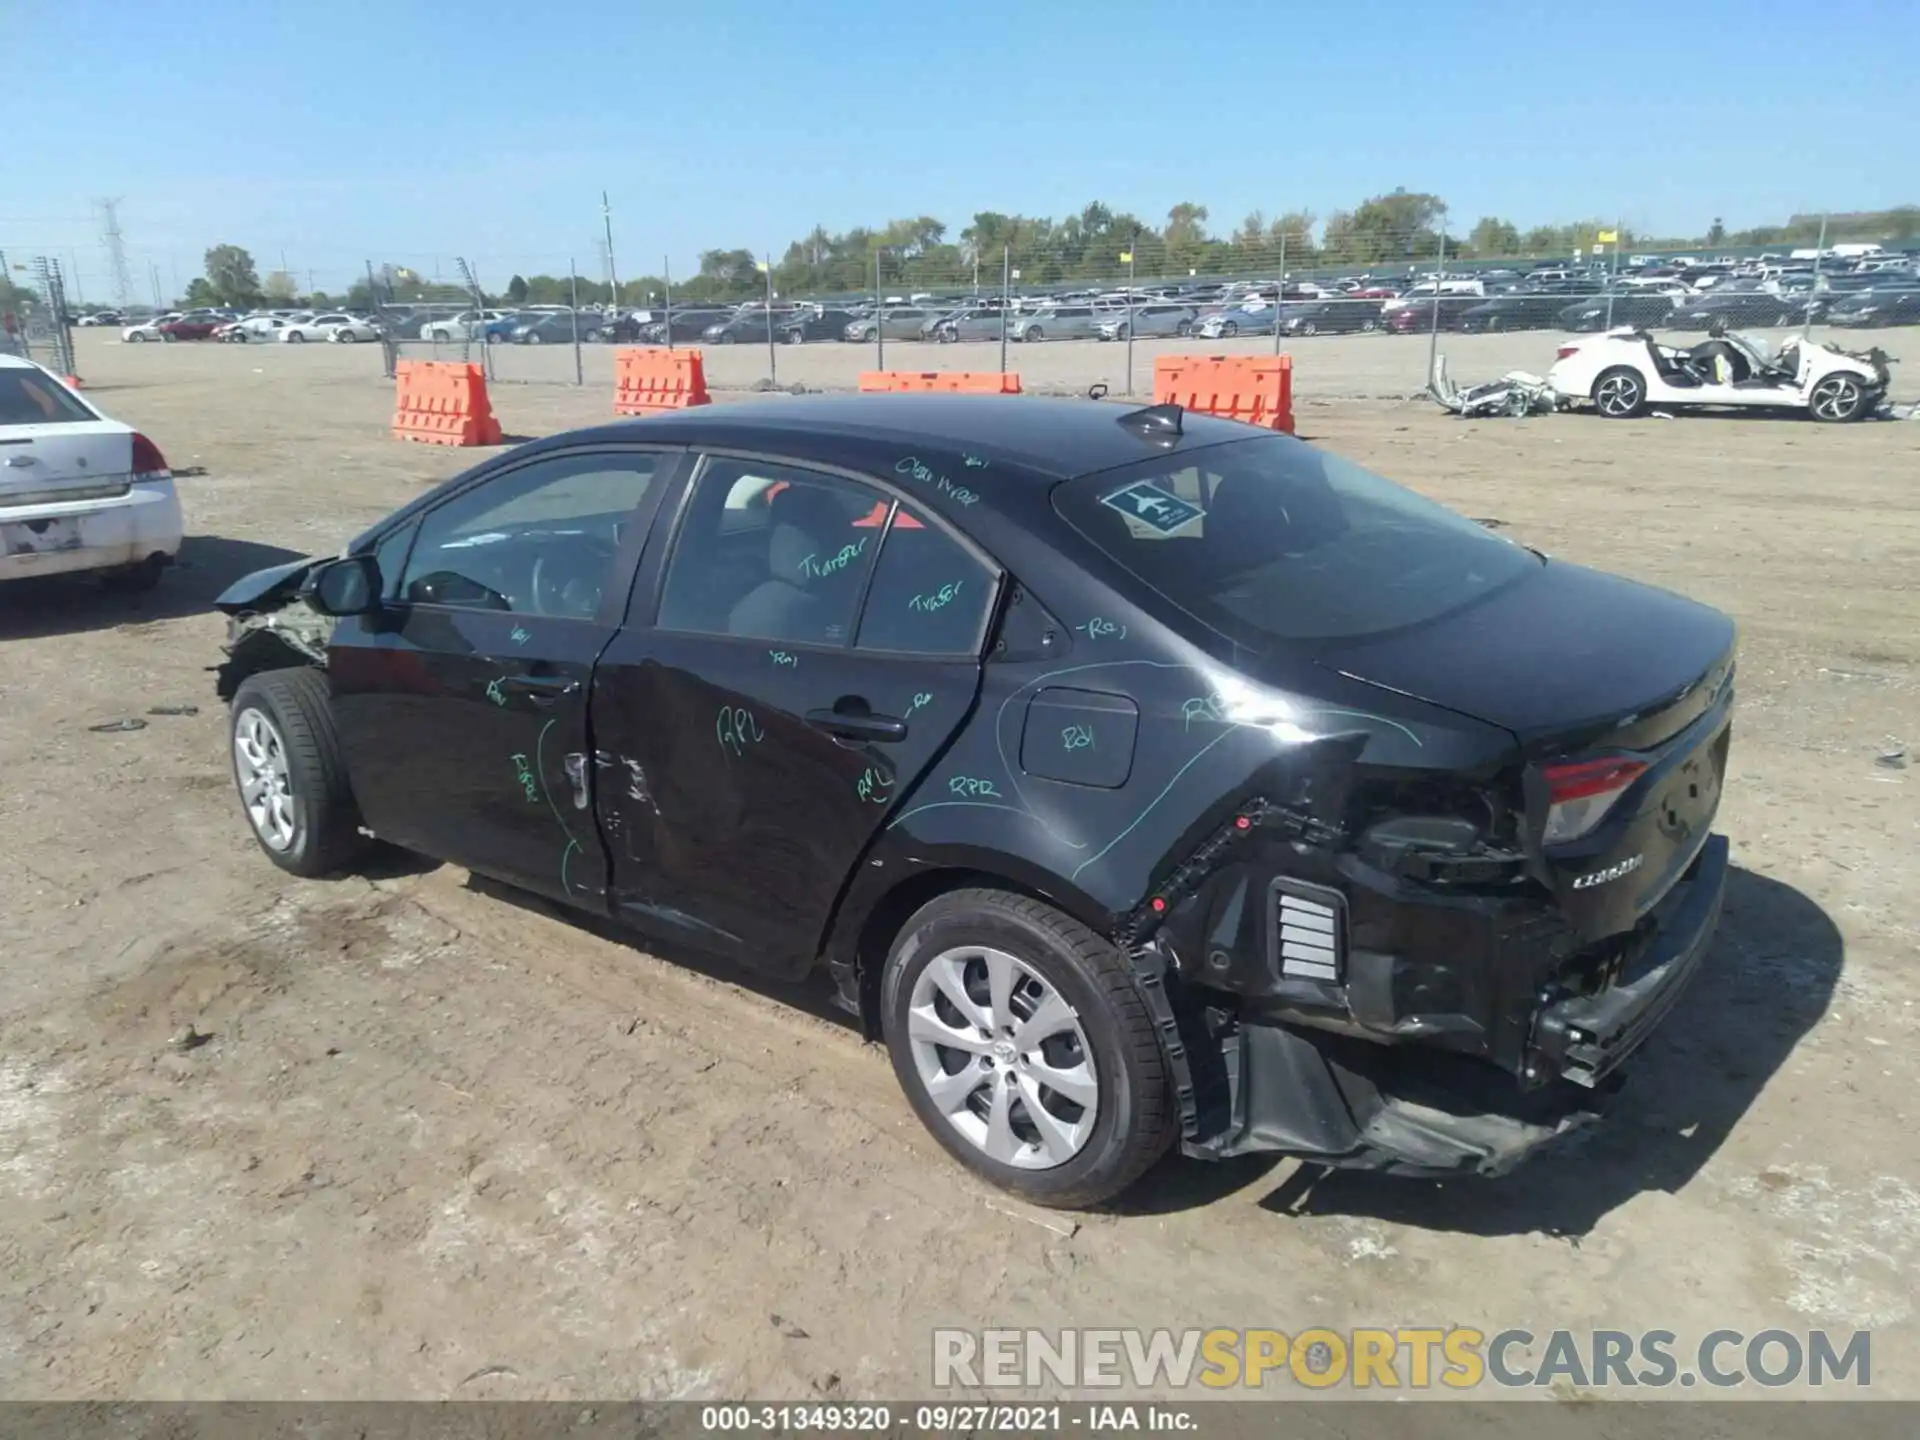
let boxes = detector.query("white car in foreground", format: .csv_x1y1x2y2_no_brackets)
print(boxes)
282,313,378,344
0,356,181,590
1546,325,1891,423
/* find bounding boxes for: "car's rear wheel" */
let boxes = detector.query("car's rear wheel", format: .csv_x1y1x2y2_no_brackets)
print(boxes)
881,888,1175,1209
230,669,371,878
1593,365,1647,418
336,330,357,343
100,553,165,592
1808,373,1870,422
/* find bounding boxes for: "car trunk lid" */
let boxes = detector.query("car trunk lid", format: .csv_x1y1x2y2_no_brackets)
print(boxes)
0,418,136,509
1322,558,1736,942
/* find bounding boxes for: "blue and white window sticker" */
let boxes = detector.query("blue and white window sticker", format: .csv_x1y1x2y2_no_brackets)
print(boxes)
1099,480,1206,536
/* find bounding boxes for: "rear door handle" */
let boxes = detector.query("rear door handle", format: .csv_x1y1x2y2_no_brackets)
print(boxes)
806,708,908,744
503,675,581,706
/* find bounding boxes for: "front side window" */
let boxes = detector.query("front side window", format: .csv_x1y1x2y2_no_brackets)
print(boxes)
1056,436,1538,646
401,451,657,617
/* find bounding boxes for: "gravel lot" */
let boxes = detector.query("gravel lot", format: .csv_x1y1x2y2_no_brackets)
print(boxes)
1,329,1916,1401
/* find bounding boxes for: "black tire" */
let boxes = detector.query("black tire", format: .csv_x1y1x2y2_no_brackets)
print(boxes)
1021,325,1043,342
1175,320,1192,337
228,668,371,879
336,330,358,343
1301,320,1318,336
881,888,1176,1209
100,553,165,592
286,331,305,344
784,329,804,345
719,332,736,344
1220,320,1238,337
527,332,544,345
1361,317,1378,332
584,328,603,343
128,332,147,343
936,327,955,344
1592,365,1647,418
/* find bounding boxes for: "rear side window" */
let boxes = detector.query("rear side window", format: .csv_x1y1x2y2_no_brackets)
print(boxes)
855,500,998,656
1055,435,1537,646
0,370,94,425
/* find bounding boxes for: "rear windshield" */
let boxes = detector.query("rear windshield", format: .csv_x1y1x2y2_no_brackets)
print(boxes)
1055,435,1537,645
0,369,94,426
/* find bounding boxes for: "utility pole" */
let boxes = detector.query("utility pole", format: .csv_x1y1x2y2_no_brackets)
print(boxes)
97,198,137,312
602,192,620,307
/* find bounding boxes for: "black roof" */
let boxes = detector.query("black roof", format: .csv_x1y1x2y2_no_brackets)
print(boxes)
557,394,1264,480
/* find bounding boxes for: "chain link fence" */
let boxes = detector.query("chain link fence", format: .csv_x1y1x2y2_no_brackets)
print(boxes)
333,216,1914,403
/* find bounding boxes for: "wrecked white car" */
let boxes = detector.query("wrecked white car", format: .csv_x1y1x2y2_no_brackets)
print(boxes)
1547,324,1891,422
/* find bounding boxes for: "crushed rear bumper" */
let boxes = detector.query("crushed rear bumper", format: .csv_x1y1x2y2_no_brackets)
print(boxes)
1184,834,1728,1178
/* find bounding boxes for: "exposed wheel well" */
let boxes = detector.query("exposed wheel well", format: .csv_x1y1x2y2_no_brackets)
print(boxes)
839,866,1071,1041
215,628,319,702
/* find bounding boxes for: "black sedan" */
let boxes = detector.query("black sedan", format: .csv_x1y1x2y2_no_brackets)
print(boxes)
1668,288,1821,330
211,396,1735,1208
1277,299,1384,335
1457,289,1601,333
780,307,861,343
1557,292,1681,332
1825,288,1920,327
508,311,603,345
638,309,734,344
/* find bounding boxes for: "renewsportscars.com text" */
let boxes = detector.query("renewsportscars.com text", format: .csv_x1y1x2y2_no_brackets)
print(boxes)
932,1327,1871,1391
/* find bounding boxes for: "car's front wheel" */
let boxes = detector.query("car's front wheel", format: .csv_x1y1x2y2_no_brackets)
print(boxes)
229,669,371,878
882,888,1175,1209
1808,373,1870,422
1592,365,1647,418
1022,326,1043,342
286,331,305,343
1219,320,1238,337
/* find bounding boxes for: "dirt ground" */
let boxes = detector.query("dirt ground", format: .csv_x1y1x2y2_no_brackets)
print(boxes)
1,330,1916,1401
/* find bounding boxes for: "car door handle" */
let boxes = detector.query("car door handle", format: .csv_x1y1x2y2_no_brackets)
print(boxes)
806,708,908,744
503,675,580,705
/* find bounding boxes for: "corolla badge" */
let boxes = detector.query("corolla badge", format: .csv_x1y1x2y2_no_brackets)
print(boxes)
1572,854,1643,890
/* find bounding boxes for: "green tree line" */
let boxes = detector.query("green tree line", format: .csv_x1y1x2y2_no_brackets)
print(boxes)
175,198,1920,311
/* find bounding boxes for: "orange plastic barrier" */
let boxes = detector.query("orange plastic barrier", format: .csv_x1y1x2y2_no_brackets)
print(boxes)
1152,354,1294,434
857,371,1022,394
613,347,712,415
390,361,502,447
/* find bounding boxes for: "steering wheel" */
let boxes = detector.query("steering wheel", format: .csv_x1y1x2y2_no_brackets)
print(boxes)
528,535,619,618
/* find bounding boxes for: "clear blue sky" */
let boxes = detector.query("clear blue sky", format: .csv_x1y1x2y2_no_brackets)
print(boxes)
7,0,1910,300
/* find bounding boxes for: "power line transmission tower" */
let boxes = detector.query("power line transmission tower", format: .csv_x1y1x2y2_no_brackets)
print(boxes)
97,198,137,311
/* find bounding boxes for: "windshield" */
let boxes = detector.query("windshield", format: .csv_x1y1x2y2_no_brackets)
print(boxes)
1055,435,1538,646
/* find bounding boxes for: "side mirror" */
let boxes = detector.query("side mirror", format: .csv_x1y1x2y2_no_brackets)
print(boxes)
306,554,383,616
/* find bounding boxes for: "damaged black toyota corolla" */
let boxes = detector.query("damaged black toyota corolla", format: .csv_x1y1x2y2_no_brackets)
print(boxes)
213,395,1734,1208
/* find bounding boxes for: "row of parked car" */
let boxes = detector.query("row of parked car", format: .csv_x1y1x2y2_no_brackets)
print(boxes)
116,308,384,344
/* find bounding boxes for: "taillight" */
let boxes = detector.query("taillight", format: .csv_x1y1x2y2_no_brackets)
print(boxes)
130,432,171,480
1540,758,1647,845
1556,345,1581,359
